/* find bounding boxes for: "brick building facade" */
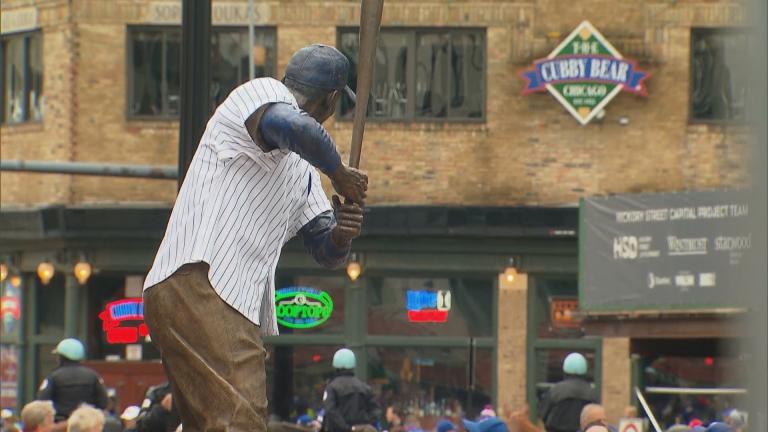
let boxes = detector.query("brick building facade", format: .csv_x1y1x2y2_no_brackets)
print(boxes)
1,0,748,424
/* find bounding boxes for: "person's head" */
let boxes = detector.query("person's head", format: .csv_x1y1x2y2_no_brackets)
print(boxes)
437,420,457,432
53,338,86,363
580,404,607,431
583,426,609,432
664,426,692,432
479,405,496,420
562,352,588,376
283,44,356,124
332,348,356,371
119,406,140,429
21,401,55,432
706,423,735,432
726,409,747,429
66,405,104,432
2,408,17,427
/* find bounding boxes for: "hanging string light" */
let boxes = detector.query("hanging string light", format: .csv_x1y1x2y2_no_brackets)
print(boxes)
346,253,362,281
73,260,93,285
37,262,55,285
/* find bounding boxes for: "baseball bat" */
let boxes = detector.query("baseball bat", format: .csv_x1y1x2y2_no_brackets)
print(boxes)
348,0,384,169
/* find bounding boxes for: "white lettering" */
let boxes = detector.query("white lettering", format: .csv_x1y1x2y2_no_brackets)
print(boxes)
614,236,638,259
715,235,751,251
616,211,644,223
541,63,554,82
563,84,607,97
669,207,697,220
616,62,629,82
667,236,708,256
697,205,729,219
146,2,270,25
645,208,669,222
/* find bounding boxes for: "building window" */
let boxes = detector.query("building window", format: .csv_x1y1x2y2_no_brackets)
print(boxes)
338,28,485,121
1,31,43,124
277,276,347,335
527,276,601,420
642,354,748,427
368,346,493,420
128,26,276,119
690,29,747,122
367,277,493,337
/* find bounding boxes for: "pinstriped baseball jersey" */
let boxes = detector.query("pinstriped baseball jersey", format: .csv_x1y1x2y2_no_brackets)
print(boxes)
143,78,332,336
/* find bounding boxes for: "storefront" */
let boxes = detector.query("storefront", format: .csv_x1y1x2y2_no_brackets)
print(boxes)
0,205,579,416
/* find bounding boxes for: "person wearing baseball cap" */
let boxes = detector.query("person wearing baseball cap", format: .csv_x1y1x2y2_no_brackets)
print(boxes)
142,43,368,431
538,353,598,432
37,338,108,421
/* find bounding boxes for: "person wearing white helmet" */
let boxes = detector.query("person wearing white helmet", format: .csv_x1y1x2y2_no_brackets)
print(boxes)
37,338,109,421
322,349,380,432
538,353,599,432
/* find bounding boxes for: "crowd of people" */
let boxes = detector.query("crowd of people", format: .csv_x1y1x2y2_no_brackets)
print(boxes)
0,340,751,432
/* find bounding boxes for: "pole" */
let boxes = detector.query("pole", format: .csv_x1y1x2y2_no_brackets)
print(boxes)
178,0,211,189
634,387,663,432
64,274,79,338
0,160,178,179
248,0,256,80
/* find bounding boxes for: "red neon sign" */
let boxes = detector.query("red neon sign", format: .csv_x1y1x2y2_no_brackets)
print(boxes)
98,299,148,344
407,310,448,323
406,290,451,323
1,296,21,320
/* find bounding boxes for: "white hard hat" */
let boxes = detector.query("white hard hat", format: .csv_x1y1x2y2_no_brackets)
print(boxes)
120,406,141,421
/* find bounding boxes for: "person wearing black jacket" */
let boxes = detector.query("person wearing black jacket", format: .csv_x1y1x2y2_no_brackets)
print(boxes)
322,349,380,432
539,353,599,432
37,338,108,421
136,383,181,432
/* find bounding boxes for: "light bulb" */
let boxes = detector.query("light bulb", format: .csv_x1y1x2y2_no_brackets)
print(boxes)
504,267,517,283
346,261,362,281
74,261,92,285
37,262,55,285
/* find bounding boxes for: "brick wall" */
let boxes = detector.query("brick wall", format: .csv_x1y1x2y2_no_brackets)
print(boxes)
497,273,528,415
1,0,73,206
0,0,749,207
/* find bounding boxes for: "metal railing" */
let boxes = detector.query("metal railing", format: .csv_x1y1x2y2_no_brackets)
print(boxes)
645,386,748,395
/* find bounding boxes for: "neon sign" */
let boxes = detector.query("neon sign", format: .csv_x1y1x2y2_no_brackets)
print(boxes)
98,299,149,344
549,297,581,329
406,290,451,323
1,297,20,320
275,287,333,329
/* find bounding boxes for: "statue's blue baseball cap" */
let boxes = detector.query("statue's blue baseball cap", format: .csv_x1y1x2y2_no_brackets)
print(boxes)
284,44,356,105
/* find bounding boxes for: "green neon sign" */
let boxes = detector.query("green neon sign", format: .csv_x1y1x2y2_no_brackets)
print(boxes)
275,287,334,329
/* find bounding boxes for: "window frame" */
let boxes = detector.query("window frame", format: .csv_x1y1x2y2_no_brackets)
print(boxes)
264,268,498,408
336,27,487,124
1,30,43,125
125,25,277,121
688,27,749,125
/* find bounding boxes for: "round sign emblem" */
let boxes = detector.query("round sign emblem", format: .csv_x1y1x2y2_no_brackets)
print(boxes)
275,287,334,329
